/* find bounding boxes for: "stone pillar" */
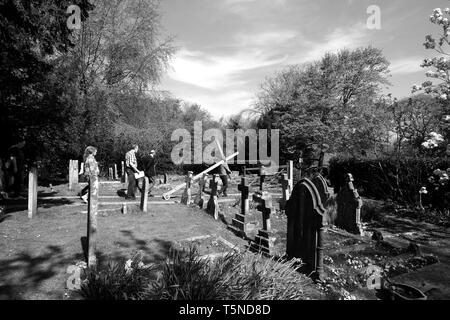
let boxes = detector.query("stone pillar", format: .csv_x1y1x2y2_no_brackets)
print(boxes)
230,177,250,236
109,167,113,180
87,175,99,267
207,174,220,220
163,173,168,184
140,177,150,213
181,171,193,205
28,166,38,219
252,191,274,255
194,174,208,209
69,160,79,190
279,173,290,210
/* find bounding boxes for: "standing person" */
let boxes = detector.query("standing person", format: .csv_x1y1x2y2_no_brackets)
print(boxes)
217,162,232,197
141,149,157,197
7,140,25,198
125,144,141,199
80,146,99,203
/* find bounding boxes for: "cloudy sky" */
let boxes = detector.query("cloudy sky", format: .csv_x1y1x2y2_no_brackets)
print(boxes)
158,0,446,119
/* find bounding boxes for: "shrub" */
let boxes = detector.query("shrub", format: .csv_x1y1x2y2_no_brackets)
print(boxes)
329,155,450,209
78,246,318,300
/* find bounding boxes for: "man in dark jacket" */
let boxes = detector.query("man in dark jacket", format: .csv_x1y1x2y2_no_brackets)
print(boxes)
141,149,157,196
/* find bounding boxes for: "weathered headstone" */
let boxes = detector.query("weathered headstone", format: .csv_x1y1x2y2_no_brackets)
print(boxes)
28,166,38,219
286,178,326,280
69,160,79,190
207,174,220,220
252,191,275,255
311,174,330,205
336,173,363,235
279,173,291,210
114,164,118,180
181,171,193,205
87,175,99,267
230,177,250,236
287,160,294,193
194,174,208,209
121,161,125,182
109,167,113,181
140,177,150,213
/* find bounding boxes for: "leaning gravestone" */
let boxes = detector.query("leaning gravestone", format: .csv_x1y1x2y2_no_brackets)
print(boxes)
335,173,363,235
286,178,326,280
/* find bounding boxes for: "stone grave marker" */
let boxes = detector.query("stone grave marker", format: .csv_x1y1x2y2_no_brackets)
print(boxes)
69,160,79,190
286,178,326,280
87,175,99,267
311,174,330,205
230,176,250,236
194,174,208,209
140,176,150,213
121,161,125,182
114,164,118,180
251,191,275,255
336,173,363,235
181,171,194,205
207,174,220,220
279,173,291,210
28,166,38,219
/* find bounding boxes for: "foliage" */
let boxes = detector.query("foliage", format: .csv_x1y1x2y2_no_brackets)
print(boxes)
254,46,392,162
78,246,316,300
329,155,450,209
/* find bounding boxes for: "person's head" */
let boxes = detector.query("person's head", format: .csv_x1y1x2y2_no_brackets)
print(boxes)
83,146,97,161
131,144,139,153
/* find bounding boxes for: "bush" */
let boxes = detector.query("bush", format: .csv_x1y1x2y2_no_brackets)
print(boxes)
329,155,450,209
78,246,317,300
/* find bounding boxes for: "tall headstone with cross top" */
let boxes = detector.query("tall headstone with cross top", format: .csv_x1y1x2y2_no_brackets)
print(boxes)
230,176,250,236
207,174,220,220
286,178,326,280
279,173,291,210
251,191,275,255
336,173,363,235
194,174,208,209
181,171,194,205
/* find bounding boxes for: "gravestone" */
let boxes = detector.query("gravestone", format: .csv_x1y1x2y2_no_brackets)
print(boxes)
286,178,326,280
87,175,99,267
207,174,220,220
311,174,330,205
140,177,150,213
69,160,79,190
109,167,113,180
230,177,250,236
336,173,363,235
28,166,38,219
279,173,291,210
121,161,125,182
194,174,208,209
251,191,275,255
163,173,168,184
287,160,294,193
114,164,118,180
181,171,193,205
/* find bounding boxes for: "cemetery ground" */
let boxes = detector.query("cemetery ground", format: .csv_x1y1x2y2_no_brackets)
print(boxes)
1,174,450,300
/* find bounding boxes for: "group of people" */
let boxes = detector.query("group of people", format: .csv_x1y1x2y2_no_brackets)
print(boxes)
0,141,26,200
78,144,157,202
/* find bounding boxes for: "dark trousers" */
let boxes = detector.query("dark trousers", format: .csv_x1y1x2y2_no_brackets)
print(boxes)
126,168,137,198
219,175,228,195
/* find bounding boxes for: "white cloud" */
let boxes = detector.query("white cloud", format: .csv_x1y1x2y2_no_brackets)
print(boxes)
389,57,423,75
168,48,286,90
234,30,299,46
